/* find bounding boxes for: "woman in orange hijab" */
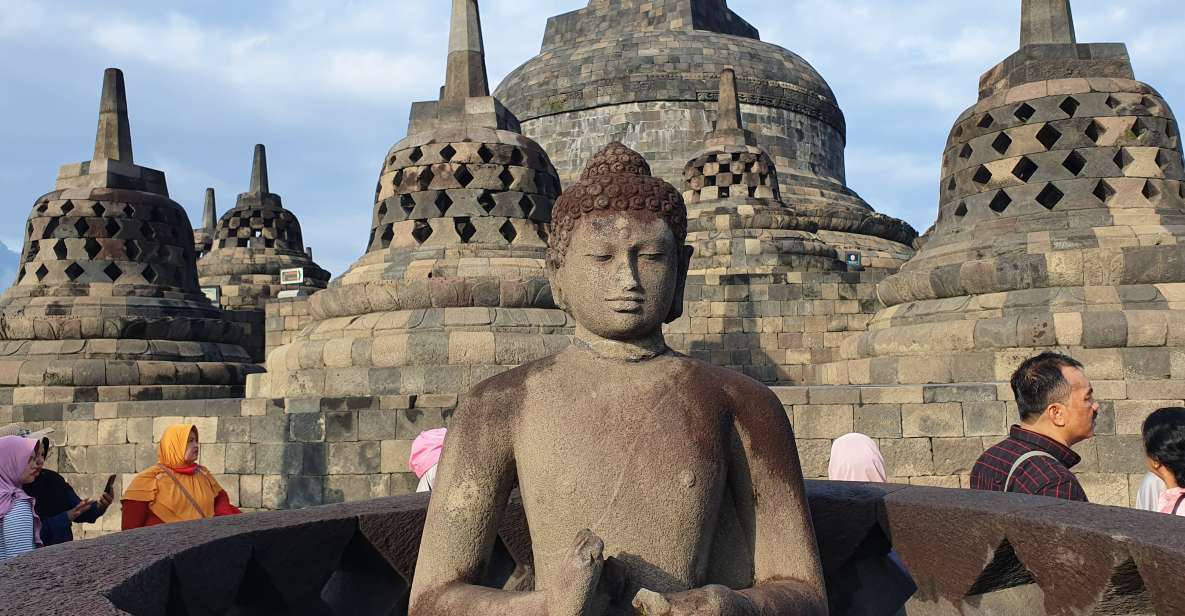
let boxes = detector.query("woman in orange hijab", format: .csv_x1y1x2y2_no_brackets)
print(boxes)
121,424,240,529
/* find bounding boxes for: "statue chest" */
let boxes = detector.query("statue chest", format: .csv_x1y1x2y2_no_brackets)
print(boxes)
514,403,730,590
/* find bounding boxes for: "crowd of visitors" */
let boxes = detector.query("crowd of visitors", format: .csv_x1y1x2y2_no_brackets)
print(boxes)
0,422,242,562
1,351,1183,566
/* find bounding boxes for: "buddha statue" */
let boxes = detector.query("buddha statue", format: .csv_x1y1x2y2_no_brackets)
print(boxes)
410,143,826,616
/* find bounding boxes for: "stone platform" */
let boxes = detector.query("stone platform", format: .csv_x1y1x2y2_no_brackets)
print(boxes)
3,481,1181,615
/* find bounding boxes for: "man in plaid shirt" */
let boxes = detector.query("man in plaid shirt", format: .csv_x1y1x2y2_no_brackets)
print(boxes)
970,352,1099,502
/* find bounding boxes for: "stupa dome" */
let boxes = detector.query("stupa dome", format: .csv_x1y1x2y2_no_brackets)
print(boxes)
495,0,917,267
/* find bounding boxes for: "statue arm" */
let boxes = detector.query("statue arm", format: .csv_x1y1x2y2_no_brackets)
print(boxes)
408,391,548,616
732,387,828,616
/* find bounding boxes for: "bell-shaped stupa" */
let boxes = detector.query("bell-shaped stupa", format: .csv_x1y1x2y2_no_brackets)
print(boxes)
0,69,259,404
680,69,842,274
665,69,880,383
197,144,329,361
255,0,571,400
820,0,1185,386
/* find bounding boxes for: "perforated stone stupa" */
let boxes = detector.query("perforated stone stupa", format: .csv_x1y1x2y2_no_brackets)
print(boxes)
821,0,1185,388
664,69,883,383
197,144,329,362
495,0,917,270
253,0,571,402
0,68,258,405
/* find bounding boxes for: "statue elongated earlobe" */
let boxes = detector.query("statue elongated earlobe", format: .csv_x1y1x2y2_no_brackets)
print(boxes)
664,245,694,323
546,263,567,312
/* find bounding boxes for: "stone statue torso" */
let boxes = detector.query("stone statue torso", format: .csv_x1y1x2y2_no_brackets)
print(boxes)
513,347,753,602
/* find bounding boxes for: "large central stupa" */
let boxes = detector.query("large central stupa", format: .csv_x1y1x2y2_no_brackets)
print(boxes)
495,0,917,270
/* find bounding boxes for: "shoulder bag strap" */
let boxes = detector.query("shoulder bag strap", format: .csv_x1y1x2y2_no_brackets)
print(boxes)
1003,451,1057,493
1173,494,1185,515
159,466,209,519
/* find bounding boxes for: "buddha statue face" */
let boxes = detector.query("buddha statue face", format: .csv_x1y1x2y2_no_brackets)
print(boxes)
550,209,689,341
545,142,691,343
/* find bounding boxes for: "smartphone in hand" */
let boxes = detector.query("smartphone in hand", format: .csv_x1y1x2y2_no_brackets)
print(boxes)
104,474,116,496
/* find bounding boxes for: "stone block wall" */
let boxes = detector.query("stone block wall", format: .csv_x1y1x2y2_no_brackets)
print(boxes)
666,271,886,383
519,101,846,196
220,307,266,365
264,296,313,359
3,373,1163,539
773,381,1160,507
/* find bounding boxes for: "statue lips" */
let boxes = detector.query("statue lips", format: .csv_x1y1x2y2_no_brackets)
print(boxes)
605,296,645,313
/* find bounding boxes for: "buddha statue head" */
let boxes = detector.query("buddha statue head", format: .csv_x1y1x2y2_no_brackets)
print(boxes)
546,143,693,343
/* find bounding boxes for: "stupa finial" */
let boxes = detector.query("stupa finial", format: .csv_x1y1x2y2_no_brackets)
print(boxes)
93,68,133,162
249,144,269,195
203,188,217,234
706,67,756,147
716,68,743,131
1021,0,1076,47
442,0,489,102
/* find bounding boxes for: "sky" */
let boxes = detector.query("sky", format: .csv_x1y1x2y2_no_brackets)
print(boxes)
0,0,1182,282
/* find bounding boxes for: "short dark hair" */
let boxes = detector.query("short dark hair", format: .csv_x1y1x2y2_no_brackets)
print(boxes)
1010,352,1084,422
1143,407,1185,486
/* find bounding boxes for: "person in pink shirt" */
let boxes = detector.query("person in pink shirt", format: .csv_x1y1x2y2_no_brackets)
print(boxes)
409,428,447,493
1142,407,1185,516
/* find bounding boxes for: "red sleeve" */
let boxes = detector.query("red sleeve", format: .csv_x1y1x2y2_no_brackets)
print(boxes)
121,499,149,530
213,490,242,517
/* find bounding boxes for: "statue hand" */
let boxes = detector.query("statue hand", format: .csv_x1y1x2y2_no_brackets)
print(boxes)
548,529,606,616
632,585,754,616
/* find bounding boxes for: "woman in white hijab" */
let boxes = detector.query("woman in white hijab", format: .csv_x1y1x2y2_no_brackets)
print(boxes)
826,433,914,616
828,433,888,483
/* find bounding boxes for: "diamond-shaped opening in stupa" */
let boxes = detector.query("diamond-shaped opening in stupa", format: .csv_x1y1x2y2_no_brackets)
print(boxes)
64,262,85,280
989,190,1012,213
1062,151,1087,176
411,220,433,244
991,133,1013,155
1060,97,1080,117
84,238,102,259
499,220,518,244
1115,148,1135,172
455,218,476,243
1036,184,1064,210
103,263,121,281
1036,124,1062,150
455,166,474,188
1093,180,1117,203
1011,157,1038,183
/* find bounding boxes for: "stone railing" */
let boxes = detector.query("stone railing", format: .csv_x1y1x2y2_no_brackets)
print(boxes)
1,481,1182,615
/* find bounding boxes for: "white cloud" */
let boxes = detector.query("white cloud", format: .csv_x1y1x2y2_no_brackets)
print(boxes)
846,147,941,187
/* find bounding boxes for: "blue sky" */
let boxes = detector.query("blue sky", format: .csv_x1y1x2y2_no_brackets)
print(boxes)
0,0,1182,281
